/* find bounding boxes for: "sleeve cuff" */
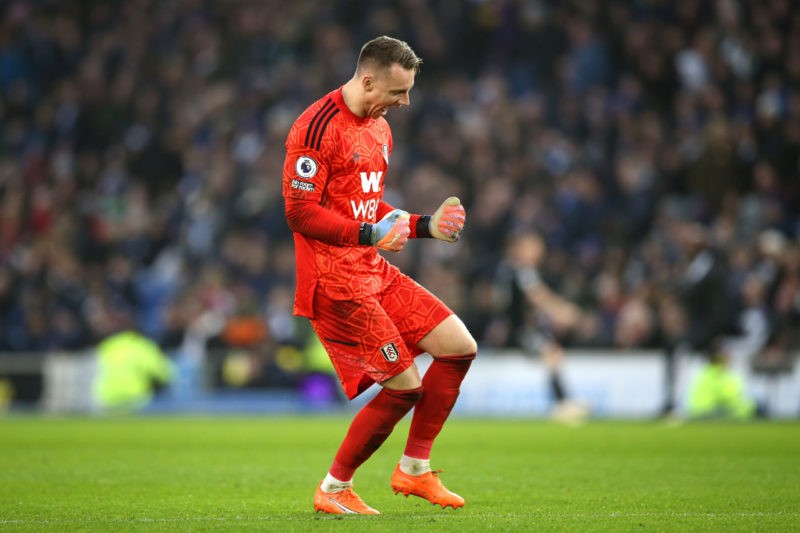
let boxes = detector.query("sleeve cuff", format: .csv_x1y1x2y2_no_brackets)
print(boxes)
415,215,432,239
358,222,373,245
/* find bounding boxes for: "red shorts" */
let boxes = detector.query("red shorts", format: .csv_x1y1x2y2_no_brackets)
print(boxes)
310,272,452,399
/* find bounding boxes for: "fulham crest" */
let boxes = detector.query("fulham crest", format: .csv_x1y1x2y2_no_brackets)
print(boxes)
380,342,399,363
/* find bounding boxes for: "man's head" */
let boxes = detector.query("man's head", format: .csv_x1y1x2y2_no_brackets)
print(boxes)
508,231,546,268
346,36,422,119
356,36,422,75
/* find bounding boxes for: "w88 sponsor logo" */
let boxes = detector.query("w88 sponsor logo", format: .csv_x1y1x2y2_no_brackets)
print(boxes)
351,198,379,220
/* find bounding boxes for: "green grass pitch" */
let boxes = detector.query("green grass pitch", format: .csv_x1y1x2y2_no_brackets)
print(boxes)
1,416,798,532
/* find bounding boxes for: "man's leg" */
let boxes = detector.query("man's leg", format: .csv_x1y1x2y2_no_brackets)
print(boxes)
391,315,476,508
311,292,423,514
661,343,678,416
329,385,423,483
315,382,422,515
403,353,474,460
541,340,589,424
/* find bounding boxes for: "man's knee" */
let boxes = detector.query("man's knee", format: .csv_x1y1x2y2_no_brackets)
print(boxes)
420,315,478,357
439,332,477,358
455,335,478,357
382,363,422,390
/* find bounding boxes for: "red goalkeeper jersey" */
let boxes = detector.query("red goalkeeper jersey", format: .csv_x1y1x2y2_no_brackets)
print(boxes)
283,88,403,318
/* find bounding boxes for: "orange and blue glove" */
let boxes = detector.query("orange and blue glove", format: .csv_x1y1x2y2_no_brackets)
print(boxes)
371,209,410,252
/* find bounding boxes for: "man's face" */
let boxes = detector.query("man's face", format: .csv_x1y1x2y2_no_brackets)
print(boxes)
510,235,545,268
363,63,415,119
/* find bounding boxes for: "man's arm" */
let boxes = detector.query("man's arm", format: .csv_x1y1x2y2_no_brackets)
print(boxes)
525,283,583,331
284,197,363,245
285,198,409,251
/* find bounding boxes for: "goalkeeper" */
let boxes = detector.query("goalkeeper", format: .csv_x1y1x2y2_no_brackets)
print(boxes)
282,36,476,515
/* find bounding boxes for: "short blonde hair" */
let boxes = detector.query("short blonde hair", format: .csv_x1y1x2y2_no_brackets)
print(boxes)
357,36,422,74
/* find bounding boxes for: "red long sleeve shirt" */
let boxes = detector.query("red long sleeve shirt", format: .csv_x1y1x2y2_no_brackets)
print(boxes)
282,88,421,317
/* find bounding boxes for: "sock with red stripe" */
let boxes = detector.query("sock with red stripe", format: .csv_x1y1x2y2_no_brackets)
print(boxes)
403,354,475,460
328,386,423,483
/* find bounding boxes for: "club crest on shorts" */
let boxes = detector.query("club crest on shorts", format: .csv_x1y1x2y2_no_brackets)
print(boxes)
380,342,399,363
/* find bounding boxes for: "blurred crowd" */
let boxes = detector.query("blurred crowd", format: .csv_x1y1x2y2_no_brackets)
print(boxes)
1,0,799,386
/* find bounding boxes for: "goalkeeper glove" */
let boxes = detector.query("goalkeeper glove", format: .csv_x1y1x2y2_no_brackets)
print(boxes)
371,209,410,252
429,197,465,242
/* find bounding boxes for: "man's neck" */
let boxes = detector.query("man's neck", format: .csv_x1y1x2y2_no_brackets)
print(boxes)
341,78,366,118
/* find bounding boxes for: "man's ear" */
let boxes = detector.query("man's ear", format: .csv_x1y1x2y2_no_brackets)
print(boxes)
361,73,374,92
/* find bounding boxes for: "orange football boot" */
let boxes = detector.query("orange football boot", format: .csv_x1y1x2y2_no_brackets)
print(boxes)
390,465,465,508
313,482,380,515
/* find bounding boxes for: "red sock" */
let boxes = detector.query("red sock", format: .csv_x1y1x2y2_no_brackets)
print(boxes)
404,354,475,459
329,386,423,481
